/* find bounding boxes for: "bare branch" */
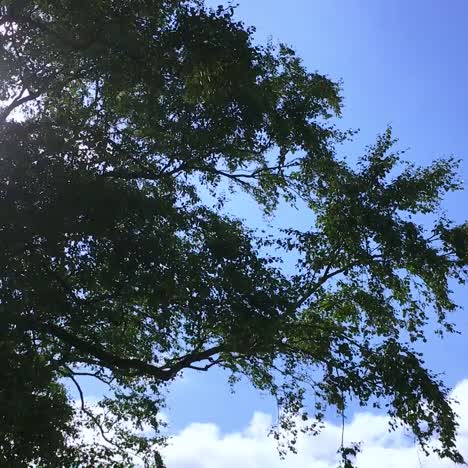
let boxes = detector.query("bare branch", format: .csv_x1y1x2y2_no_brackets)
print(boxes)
65,368,117,446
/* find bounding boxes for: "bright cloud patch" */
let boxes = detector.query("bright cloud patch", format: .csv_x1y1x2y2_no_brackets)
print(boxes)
162,380,468,468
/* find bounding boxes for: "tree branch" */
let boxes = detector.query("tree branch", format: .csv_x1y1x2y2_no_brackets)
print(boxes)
23,316,225,381
0,87,42,122
66,369,117,446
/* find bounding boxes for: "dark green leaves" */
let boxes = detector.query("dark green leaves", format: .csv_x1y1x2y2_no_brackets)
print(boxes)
0,1,467,466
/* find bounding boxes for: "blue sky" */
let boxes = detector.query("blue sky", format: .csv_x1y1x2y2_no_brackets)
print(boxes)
164,0,468,438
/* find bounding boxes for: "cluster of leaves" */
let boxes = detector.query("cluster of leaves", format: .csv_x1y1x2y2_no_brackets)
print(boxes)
0,0,467,466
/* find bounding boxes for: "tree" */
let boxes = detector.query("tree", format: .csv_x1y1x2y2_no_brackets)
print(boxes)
0,1,467,466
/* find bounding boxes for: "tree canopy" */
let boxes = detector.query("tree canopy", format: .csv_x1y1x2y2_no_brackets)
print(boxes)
1,1,467,466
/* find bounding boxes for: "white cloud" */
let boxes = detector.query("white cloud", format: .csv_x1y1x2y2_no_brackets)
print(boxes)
162,379,468,468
